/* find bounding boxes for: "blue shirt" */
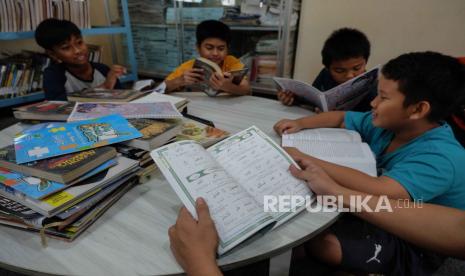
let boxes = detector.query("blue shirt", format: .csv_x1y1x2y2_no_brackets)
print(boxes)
344,111,465,210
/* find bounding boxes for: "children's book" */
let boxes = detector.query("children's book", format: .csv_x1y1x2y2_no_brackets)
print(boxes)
173,118,230,148
67,88,149,103
192,57,249,96
67,102,183,122
0,156,139,217
0,145,117,184
282,128,377,176
14,114,142,164
123,118,182,151
151,126,313,255
273,66,379,111
13,101,74,121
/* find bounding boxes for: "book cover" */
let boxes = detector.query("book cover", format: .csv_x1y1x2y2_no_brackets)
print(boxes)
67,88,149,102
67,102,183,122
13,101,74,121
0,167,66,200
174,118,229,148
131,91,188,110
0,145,117,184
124,118,182,150
14,114,142,164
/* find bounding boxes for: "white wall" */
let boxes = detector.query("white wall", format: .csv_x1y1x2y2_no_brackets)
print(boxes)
294,0,465,82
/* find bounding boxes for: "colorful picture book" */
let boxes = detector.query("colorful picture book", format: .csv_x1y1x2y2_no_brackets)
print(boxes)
67,88,149,102
192,57,248,96
173,118,229,148
14,114,142,164
67,102,183,122
0,156,139,217
13,101,74,121
124,118,182,151
151,126,313,255
0,145,117,184
273,66,379,111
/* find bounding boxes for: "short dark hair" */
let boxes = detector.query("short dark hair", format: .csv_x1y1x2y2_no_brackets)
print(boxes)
196,20,231,46
35,19,81,50
321,28,371,67
382,51,465,122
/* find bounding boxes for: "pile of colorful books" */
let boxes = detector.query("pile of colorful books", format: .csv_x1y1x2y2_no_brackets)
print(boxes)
0,89,230,244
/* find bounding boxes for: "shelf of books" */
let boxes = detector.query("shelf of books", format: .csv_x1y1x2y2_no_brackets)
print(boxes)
0,0,138,108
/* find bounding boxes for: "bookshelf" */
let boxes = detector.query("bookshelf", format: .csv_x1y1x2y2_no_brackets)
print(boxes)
0,0,138,108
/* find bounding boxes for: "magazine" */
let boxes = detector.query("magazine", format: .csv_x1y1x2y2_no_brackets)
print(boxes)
273,66,379,111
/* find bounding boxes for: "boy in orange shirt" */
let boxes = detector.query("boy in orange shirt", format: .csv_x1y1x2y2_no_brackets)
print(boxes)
165,20,251,95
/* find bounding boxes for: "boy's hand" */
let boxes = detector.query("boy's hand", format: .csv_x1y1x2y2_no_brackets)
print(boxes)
277,90,295,106
286,148,342,196
102,65,127,89
209,72,232,91
181,68,204,86
274,119,303,135
169,198,219,275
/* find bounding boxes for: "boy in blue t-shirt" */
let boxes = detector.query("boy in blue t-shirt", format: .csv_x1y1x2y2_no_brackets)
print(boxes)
277,28,376,112
35,19,125,101
274,52,465,275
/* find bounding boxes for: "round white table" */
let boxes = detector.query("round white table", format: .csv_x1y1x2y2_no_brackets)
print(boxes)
0,93,340,275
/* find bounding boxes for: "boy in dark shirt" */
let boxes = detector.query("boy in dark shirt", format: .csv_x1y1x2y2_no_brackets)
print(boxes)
35,19,125,100
278,28,375,112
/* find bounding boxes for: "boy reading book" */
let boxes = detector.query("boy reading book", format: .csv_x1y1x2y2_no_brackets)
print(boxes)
35,19,125,101
278,28,375,112
164,20,251,96
274,51,465,274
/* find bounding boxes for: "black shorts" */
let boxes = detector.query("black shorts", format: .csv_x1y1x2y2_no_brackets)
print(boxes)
331,215,445,275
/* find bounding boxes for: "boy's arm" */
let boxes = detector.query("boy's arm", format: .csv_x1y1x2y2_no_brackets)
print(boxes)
209,72,251,96
287,148,411,200
165,68,204,93
289,161,465,259
274,111,346,135
43,66,68,101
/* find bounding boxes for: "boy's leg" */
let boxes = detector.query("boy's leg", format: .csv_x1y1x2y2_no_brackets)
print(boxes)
305,215,445,275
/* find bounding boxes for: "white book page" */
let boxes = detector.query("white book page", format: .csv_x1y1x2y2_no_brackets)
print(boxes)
208,126,313,227
273,77,325,111
282,128,362,144
283,140,377,176
151,140,275,254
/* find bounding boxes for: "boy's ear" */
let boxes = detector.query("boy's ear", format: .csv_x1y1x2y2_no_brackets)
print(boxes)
408,101,431,120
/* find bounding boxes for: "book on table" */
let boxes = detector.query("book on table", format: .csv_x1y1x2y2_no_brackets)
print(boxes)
13,101,75,121
273,66,379,111
14,114,142,164
0,145,117,184
171,118,230,148
123,118,182,151
151,126,313,255
0,156,139,217
66,88,150,103
67,102,183,122
192,57,249,96
282,128,377,176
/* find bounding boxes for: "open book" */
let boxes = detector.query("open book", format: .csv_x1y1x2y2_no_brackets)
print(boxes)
273,66,379,111
151,126,313,255
192,57,248,96
282,128,377,176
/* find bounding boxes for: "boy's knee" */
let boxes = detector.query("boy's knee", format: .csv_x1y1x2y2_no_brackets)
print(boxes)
306,232,342,266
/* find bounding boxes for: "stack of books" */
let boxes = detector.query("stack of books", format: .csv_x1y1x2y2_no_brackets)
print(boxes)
0,115,142,243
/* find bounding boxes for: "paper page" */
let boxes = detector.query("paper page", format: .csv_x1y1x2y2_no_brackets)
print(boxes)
208,126,313,227
273,77,325,111
282,128,362,144
283,140,377,176
323,66,380,111
151,141,275,255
